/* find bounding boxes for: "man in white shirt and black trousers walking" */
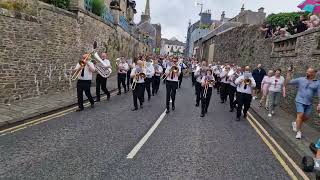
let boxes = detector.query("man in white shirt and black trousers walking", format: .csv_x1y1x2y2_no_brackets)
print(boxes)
219,65,230,103
117,57,129,95
165,57,181,114
96,53,111,102
145,59,155,101
194,61,208,107
74,54,96,112
131,60,147,111
234,66,256,121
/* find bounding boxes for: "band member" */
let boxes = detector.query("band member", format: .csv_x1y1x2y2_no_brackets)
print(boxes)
191,59,198,87
219,65,231,103
127,57,134,90
165,57,181,113
117,57,129,95
235,66,256,121
194,61,207,107
74,54,95,111
145,59,155,101
213,64,221,94
228,67,240,112
96,53,111,102
152,58,163,95
131,60,146,111
162,57,169,83
200,69,215,117
178,59,187,88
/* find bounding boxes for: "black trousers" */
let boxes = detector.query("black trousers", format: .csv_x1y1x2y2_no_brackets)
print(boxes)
191,72,195,86
195,81,203,105
132,83,145,108
145,77,153,99
163,68,166,83
127,69,131,90
117,73,127,93
220,82,229,102
96,75,110,101
77,80,94,109
201,87,212,114
152,76,161,95
228,85,237,110
166,80,178,109
178,73,183,88
236,92,252,118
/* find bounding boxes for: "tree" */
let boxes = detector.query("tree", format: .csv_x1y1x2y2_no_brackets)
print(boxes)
266,12,307,28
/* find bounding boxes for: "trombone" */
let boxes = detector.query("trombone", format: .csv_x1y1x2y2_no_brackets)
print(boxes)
71,50,97,81
203,78,215,98
131,72,146,90
162,65,179,80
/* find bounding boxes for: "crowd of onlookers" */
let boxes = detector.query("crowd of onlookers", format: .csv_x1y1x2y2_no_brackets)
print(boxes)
260,14,320,39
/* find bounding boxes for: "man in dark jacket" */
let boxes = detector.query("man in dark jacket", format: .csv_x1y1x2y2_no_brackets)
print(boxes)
252,64,266,100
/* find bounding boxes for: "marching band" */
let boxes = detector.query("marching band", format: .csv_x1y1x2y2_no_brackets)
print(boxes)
71,43,260,121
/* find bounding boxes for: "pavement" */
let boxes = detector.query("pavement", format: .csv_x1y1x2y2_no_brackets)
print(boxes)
250,99,320,158
0,75,118,128
0,78,294,179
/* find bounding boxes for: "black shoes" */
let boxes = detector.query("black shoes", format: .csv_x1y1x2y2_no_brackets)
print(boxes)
195,103,199,107
200,113,205,117
220,101,224,104
91,104,94,108
131,107,138,111
76,108,84,112
172,106,175,111
117,92,121,95
229,109,234,112
140,104,143,109
243,114,247,119
166,109,170,114
236,117,240,121
107,95,110,101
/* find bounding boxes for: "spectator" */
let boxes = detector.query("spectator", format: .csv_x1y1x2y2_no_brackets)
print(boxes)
306,14,320,29
252,64,267,100
279,27,291,38
290,15,308,34
260,23,273,39
285,67,320,139
260,70,274,109
267,69,285,117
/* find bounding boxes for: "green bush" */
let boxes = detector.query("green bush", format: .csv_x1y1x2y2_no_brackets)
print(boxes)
91,0,105,16
41,0,70,10
266,12,307,28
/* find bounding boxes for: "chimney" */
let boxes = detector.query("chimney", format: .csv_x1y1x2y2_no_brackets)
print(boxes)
200,9,212,25
241,4,245,13
220,11,225,22
258,7,264,13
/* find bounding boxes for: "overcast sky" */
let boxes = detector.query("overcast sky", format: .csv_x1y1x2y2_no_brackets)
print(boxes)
133,0,302,42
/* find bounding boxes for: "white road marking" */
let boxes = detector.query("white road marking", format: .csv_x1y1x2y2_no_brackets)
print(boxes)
127,110,167,159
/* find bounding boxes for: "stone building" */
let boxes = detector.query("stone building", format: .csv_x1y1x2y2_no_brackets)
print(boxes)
185,10,228,57
161,37,185,56
137,0,162,54
229,4,266,25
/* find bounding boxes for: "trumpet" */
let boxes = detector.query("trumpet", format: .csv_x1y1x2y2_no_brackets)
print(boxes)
244,78,252,85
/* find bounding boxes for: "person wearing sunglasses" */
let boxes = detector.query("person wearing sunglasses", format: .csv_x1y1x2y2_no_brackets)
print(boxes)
286,67,320,139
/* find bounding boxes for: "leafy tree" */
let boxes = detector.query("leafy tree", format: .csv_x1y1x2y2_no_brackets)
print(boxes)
41,0,70,9
91,0,105,16
266,12,307,28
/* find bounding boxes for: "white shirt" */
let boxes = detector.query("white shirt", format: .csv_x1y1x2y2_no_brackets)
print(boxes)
131,66,146,83
165,64,181,82
146,63,155,78
235,75,256,94
75,62,95,80
228,74,237,87
195,66,207,83
118,62,129,74
201,75,216,88
220,71,230,84
154,64,163,76
268,76,285,92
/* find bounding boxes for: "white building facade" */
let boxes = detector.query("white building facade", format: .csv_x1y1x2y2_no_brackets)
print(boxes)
161,38,185,56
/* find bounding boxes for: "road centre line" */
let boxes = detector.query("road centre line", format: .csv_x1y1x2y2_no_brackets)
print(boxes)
0,92,117,136
247,112,309,180
127,110,167,159
246,115,299,180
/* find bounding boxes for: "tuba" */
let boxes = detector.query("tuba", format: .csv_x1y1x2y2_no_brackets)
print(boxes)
92,52,112,78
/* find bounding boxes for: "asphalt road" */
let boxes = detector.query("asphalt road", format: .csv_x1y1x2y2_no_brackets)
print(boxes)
0,79,291,180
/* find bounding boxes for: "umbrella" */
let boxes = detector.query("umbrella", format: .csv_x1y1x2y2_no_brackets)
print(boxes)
298,0,320,13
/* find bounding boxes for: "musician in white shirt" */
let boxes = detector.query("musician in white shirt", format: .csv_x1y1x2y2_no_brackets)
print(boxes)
194,61,208,107
227,67,240,112
117,57,129,95
165,57,181,113
234,66,256,121
74,54,95,111
130,60,147,111
96,53,111,102
200,69,216,117
191,59,199,86
145,59,155,101
126,57,134,90
219,65,231,103
152,58,163,95
178,59,188,88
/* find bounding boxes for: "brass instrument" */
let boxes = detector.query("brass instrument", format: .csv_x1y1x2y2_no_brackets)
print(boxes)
92,52,112,78
243,72,253,89
161,64,179,80
203,76,215,98
244,78,252,85
131,68,146,90
71,51,96,81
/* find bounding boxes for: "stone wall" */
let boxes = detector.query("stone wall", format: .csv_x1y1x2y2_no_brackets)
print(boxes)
0,1,149,104
207,24,320,128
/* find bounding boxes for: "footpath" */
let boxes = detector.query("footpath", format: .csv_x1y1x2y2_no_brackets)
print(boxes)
0,75,118,128
250,99,319,158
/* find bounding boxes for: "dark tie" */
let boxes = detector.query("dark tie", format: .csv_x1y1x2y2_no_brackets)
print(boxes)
81,68,85,77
